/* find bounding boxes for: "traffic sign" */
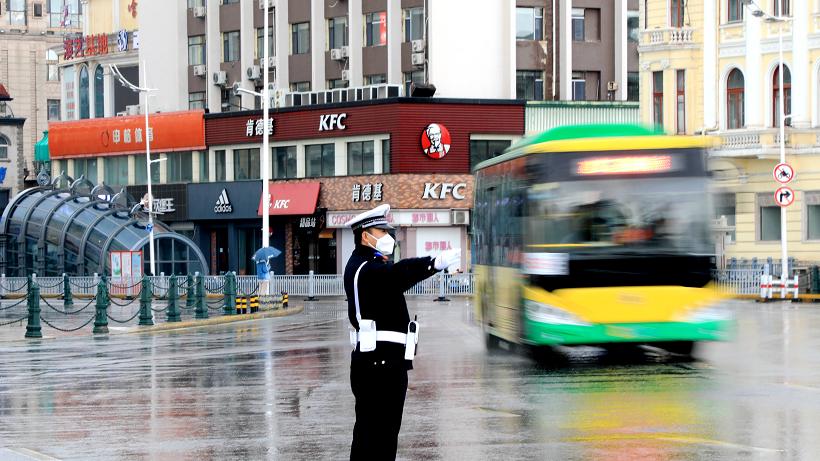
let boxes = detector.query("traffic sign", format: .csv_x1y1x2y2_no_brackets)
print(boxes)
775,186,795,207
774,163,794,184
146,223,154,233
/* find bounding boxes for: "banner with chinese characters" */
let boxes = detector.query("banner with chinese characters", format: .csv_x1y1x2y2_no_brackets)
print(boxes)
62,30,139,61
415,227,461,258
327,209,457,228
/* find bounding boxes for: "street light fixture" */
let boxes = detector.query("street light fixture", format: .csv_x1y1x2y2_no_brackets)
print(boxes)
110,62,164,276
743,0,793,289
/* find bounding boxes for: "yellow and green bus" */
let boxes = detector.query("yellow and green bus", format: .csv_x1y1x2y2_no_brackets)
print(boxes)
473,124,731,357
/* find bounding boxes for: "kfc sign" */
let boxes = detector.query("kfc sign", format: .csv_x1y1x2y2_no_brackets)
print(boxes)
421,123,451,159
422,183,466,200
319,113,347,131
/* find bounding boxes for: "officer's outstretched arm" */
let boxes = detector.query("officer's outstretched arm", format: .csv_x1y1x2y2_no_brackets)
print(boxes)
367,257,438,293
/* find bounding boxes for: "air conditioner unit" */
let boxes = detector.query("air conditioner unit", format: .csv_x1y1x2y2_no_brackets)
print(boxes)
330,48,344,61
411,39,425,52
378,84,401,98
341,70,351,82
452,210,470,226
332,88,347,103
340,46,350,58
116,111,126,117
247,65,261,80
193,6,206,18
411,53,424,66
193,64,206,76
607,81,619,92
126,104,141,115
213,71,227,86
259,56,276,68
258,0,269,9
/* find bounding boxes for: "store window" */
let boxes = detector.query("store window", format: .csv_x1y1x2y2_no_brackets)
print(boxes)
79,66,90,119
382,139,390,173
328,16,348,49
234,148,260,180
365,12,387,46
470,140,512,170
189,92,206,110
273,146,296,179
516,70,543,100
758,193,781,241
404,7,423,42
292,22,310,54
104,156,128,187
807,192,820,240
94,66,104,118
214,150,226,181
305,143,335,177
47,99,61,121
516,7,543,40
167,152,193,183
222,31,240,62
188,35,206,66
73,158,97,183
134,157,159,185
347,141,375,176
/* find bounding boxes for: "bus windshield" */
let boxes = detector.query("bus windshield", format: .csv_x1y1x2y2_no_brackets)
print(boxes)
527,177,712,256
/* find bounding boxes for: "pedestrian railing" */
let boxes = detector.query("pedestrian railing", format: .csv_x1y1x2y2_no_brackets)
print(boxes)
712,268,766,295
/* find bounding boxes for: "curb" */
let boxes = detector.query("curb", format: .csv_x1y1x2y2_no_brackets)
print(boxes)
111,305,304,335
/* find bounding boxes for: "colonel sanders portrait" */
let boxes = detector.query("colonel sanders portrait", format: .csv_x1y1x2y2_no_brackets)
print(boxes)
423,123,450,158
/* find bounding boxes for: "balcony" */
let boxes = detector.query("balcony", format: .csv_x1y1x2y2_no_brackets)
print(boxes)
710,128,820,157
640,27,696,49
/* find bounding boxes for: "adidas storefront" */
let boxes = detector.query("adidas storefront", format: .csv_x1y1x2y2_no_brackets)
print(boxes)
187,181,286,276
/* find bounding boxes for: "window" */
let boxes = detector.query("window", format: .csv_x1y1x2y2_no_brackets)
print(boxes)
652,71,663,126
572,71,586,100
291,22,310,54
273,146,296,179
221,89,241,111
727,69,745,129
0,135,8,159
74,158,98,183
404,7,423,42
572,8,585,41
773,65,791,127
234,148,260,180
167,152,193,183
256,25,275,59
305,144,335,177
365,12,387,46
222,0,239,4
214,150,226,181
807,192,820,240
188,92,206,110
773,0,790,16
8,0,26,26
79,66,90,119
365,74,386,85
46,50,59,81
728,0,743,22
627,10,639,42
104,156,128,187
516,7,543,41
47,99,61,121
199,150,209,182
134,157,159,185
187,0,204,7
49,0,81,28
627,72,639,101
670,0,684,27
404,70,424,97
676,70,686,134
382,139,390,173
328,79,348,89
516,70,543,100
328,16,348,49
758,193,781,241
222,31,240,62
94,66,104,118
714,193,736,242
188,35,206,66
347,141,375,176
290,81,311,92
470,140,512,170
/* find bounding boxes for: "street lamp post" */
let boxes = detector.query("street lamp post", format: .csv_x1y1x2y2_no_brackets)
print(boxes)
110,62,163,276
744,0,793,287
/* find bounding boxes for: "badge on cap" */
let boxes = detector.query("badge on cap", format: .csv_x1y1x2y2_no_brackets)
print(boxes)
347,204,394,230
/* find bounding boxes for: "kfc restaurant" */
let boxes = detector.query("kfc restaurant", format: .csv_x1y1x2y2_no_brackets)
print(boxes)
205,98,524,274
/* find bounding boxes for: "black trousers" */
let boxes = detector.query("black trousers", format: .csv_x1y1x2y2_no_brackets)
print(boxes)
350,357,409,461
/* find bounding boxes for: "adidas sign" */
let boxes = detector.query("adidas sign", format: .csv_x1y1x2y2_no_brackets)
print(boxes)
214,189,233,214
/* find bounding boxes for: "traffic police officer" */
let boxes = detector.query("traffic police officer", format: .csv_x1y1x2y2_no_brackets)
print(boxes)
344,204,460,461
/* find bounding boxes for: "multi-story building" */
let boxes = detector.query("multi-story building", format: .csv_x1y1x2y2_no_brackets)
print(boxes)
640,0,820,264
0,0,83,195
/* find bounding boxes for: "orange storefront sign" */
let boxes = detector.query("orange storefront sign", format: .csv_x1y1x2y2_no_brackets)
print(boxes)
49,110,205,158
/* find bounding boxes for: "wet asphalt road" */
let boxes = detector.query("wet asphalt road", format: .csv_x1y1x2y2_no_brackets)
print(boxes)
0,298,819,460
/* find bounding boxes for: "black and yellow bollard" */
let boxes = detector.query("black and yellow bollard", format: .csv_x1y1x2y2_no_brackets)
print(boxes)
236,296,248,314
249,295,260,313
281,292,289,309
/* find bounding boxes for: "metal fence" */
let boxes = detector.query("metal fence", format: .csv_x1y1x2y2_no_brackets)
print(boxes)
712,268,766,295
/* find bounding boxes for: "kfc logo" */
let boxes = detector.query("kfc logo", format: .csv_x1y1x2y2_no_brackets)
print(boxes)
421,123,451,159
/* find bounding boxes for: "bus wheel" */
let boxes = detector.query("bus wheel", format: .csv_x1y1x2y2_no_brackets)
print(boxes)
485,332,501,350
657,341,696,359
530,346,566,366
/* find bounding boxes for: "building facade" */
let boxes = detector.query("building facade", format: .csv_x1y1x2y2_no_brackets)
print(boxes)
0,84,25,207
0,0,83,194
640,0,820,265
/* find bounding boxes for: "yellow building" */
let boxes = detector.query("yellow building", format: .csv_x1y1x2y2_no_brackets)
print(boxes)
640,0,820,267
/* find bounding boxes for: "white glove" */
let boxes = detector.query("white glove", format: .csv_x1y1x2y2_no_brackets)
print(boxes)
434,249,461,271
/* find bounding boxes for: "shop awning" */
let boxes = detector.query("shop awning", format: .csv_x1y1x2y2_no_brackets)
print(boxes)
34,131,49,162
257,182,321,216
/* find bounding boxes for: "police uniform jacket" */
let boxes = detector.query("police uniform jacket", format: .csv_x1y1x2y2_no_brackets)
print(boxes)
345,245,438,369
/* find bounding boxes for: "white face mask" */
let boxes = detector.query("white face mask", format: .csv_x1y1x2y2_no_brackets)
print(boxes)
366,231,395,255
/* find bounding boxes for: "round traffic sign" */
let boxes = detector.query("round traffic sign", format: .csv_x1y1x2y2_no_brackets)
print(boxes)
775,186,795,207
774,163,795,184
146,223,154,233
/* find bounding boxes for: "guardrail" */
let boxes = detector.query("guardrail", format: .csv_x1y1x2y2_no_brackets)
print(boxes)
712,268,766,295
